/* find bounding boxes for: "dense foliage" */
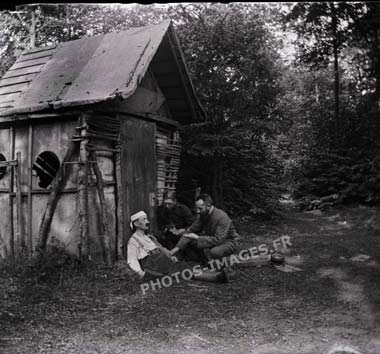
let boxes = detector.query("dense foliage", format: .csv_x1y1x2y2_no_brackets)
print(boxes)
280,2,380,209
170,3,283,215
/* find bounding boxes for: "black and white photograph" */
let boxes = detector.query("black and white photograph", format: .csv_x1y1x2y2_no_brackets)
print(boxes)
0,2,380,354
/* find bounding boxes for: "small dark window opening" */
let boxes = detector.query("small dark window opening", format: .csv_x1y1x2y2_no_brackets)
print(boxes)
0,154,6,180
33,151,60,189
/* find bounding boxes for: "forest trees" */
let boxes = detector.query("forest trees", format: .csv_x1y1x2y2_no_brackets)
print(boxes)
170,3,283,215
284,2,359,147
0,4,168,76
283,2,380,208
350,3,380,99
284,1,380,152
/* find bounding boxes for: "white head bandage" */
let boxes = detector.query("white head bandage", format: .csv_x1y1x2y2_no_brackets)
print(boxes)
130,211,147,230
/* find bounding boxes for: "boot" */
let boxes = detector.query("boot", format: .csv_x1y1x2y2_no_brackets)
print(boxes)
221,265,239,282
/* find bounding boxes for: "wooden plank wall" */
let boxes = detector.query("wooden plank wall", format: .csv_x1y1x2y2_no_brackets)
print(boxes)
121,117,157,238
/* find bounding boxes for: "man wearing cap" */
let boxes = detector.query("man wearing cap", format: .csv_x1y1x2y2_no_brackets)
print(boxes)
127,210,227,282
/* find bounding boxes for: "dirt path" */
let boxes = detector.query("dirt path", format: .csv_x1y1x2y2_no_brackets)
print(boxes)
1,205,380,354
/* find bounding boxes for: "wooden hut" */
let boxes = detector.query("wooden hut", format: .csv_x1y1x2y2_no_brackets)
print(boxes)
0,21,205,262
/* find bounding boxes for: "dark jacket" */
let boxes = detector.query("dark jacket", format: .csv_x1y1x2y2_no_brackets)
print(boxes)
169,202,194,229
157,202,194,231
188,207,240,248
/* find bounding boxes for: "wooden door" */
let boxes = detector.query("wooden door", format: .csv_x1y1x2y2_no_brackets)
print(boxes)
121,117,157,245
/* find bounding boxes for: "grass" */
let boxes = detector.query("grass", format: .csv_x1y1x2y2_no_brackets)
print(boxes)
1,205,380,354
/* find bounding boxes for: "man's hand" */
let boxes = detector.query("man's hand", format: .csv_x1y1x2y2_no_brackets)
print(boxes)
169,227,186,236
169,247,179,256
161,247,172,257
183,232,199,240
168,227,179,235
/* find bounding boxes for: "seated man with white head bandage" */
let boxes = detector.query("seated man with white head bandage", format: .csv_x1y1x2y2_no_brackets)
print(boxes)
127,211,177,278
127,210,228,283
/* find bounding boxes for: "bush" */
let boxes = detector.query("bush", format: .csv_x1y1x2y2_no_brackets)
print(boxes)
294,150,380,209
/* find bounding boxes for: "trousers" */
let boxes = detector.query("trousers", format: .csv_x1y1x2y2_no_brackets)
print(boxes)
140,250,196,276
140,250,227,283
176,236,237,260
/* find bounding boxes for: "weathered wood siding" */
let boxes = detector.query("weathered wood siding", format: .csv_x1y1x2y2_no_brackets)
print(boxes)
94,69,169,116
121,117,157,235
0,119,117,259
0,127,11,256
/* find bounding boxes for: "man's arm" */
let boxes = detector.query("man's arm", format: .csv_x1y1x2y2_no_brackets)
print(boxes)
170,205,196,236
148,235,177,259
127,242,145,278
180,204,195,228
187,215,203,234
197,216,232,248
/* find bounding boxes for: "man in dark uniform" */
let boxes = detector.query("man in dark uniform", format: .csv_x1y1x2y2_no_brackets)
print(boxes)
171,193,240,262
156,192,202,261
157,194,194,243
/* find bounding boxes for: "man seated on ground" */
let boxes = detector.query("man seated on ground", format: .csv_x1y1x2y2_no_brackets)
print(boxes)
170,193,240,266
156,192,205,262
156,192,195,250
127,210,227,283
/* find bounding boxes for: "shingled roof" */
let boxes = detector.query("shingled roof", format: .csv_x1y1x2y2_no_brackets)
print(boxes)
0,20,205,123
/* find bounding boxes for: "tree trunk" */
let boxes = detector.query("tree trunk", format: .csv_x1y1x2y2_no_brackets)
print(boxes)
330,2,340,146
29,10,36,49
65,4,71,41
375,63,380,101
314,75,319,104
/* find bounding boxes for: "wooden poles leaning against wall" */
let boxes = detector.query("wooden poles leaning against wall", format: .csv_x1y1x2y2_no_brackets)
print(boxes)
15,152,26,255
36,122,79,253
27,124,33,256
77,114,90,259
89,151,112,266
36,113,116,266
9,126,15,260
